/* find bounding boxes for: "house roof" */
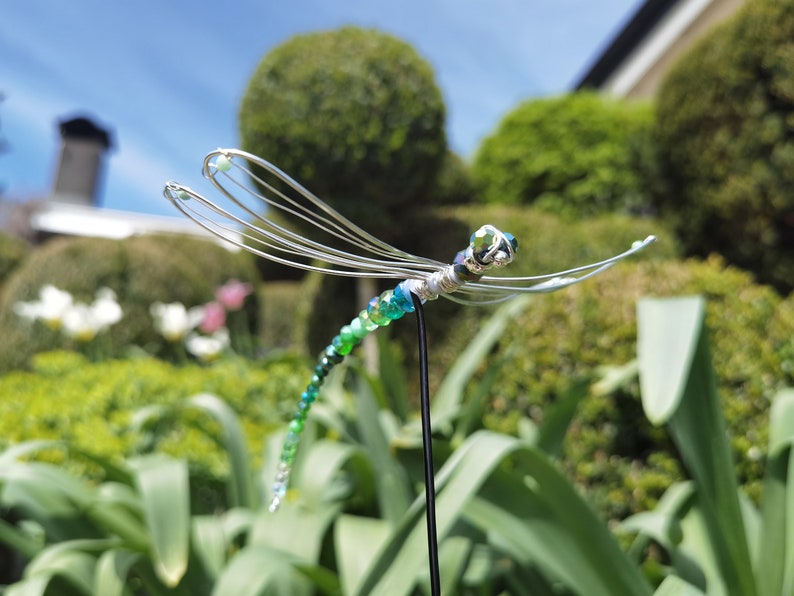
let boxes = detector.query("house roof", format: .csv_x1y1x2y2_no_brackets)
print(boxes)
575,0,680,90
29,200,241,250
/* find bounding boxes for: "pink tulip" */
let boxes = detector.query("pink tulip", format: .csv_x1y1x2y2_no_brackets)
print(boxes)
200,301,227,334
215,279,253,311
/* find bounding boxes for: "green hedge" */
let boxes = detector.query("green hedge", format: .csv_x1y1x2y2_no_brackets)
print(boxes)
466,256,783,521
239,26,446,243
0,351,304,492
473,92,654,217
653,0,794,292
0,234,259,371
0,232,28,283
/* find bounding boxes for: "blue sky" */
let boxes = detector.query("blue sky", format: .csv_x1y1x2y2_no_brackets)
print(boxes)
1,0,643,217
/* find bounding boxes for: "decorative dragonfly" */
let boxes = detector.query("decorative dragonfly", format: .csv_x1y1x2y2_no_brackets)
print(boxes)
164,148,656,511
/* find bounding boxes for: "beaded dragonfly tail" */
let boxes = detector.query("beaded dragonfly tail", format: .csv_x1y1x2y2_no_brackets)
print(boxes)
269,225,518,511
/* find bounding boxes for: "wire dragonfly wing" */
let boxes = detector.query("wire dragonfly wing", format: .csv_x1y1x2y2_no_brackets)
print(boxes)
164,148,656,305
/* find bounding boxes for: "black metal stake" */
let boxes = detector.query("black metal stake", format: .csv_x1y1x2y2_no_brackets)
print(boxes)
411,292,441,596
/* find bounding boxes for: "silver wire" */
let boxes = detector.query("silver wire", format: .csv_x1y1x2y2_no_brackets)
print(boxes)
164,149,656,301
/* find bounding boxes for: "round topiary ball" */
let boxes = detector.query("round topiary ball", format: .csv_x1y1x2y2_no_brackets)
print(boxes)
472,91,654,217
238,26,447,241
653,0,794,292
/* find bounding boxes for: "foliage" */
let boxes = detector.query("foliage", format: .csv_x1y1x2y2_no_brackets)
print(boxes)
0,232,28,282
472,91,654,217
238,26,447,242
621,297,794,596
0,300,657,595
426,150,476,206
0,351,302,493
652,0,794,292
3,297,791,594
430,254,784,522
0,234,259,370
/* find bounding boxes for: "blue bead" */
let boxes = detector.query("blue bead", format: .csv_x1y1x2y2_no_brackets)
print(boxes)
393,282,416,312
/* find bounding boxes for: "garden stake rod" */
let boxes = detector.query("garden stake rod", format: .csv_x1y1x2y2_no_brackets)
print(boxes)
164,147,656,511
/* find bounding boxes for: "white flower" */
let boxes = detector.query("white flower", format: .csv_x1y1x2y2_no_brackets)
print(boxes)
150,302,204,342
62,304,100,342
60,288,124,342
92,287,123,327
14,285,74,329
186,328,230,362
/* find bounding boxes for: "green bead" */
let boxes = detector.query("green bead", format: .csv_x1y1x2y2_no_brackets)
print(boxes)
289,419,304,433
378,291,405,320
367,297,392,326
332,335,354,355
350,317,370,339
358,310,379,331
215,154,232,172
339,325,357,344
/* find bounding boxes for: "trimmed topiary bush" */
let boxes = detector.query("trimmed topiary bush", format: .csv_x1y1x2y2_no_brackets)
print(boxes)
653,0,794,292
0,232,28,283
426,150,476,206
238,26,447,243
0,234,259,370
472,91,654,217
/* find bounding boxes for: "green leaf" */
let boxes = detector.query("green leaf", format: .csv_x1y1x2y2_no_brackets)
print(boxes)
249,499,341,564
0,514,42,559
466,451,652,596
130,455,190,587
211,546,310,596
191,516,228,580
769,388,794,457
436,536,472,596
757,389,794,594
431,295,532,430
94,549,140,596
185,393,258,508
354,431,651,596
335,514,391,594
24,539,115,595
637,297,704,425
653,575,707,595
352,375,411,523
637,297,756,596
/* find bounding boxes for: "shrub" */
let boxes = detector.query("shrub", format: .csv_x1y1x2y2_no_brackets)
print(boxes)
0,351,303,488
472,92,654,217
238,26,447,242
653,0,794,292
0,232,28,282
426,150,476,206
478,256,783,521
0,234,259,370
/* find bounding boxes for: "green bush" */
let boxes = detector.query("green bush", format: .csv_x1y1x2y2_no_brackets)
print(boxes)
475,257,783,521
0,234,260,370
0,232,28,282
0,351,303,486
653,0,794,292
238,26,447,242
472,92,654,217
426,150,476,206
